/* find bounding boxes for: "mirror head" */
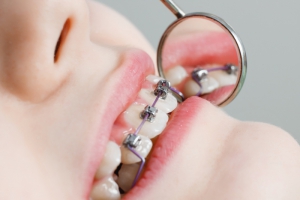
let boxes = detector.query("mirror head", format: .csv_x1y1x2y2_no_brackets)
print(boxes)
157,12,247,106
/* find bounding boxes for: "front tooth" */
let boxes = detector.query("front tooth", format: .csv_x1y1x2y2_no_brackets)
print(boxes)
95,141,121,180
123,103,168,138
117,163,140,193
209,71,237,87
183,77,219,98
121,135,152,164
165,65,188,86
138,89,177,113
90,176,121,200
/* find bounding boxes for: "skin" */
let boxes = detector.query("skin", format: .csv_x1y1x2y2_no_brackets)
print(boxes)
0,0,299,199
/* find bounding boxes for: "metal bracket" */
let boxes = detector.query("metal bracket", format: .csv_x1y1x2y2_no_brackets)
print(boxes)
123,134,142,148
226,64,238,75
192,68,208,82
154,79,171,100
140,105,158,123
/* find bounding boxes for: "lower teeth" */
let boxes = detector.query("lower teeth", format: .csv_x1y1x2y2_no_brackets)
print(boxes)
117,163,140,193
90,176,121,200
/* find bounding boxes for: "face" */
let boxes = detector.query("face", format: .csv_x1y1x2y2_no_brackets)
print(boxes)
1,0,299,200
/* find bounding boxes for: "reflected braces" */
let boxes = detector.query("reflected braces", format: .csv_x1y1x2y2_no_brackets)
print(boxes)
122,79,180,189
191,64,238,96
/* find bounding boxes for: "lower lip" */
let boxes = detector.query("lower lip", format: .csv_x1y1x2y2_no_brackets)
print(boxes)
122,96,205,200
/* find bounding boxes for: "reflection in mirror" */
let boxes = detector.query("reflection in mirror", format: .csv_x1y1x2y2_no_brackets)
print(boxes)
159,16,242,106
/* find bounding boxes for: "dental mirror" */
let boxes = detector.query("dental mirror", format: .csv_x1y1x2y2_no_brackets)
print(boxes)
158,0,247,106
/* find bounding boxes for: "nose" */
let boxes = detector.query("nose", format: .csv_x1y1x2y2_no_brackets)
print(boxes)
0,0,89,102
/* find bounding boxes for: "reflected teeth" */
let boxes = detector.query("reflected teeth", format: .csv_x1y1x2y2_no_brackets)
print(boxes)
165,65,188,86
123,103,168,139
165,65,238,97
90,176,121,200
121,135,152,164
138,89,177,113
209,70,237,87
95,141,121,180
183,77,219,98
117,163,140,193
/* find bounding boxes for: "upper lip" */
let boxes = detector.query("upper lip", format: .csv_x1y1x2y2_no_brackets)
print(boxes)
83,48,154,199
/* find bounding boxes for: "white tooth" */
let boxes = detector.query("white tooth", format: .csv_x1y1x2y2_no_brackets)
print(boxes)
183,77,219,98
209,71,237,87
90,176,121,200
123,103,168,138
138,89,177,113
117,163,140,193
121,135,152,164
95,141,121,180
165,65,188,86
146,75,163,84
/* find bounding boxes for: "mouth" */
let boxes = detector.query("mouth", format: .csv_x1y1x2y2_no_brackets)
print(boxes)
85,31,239,200
88,70,179,199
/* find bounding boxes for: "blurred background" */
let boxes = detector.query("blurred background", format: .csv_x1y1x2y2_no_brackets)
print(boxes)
97,0,299,143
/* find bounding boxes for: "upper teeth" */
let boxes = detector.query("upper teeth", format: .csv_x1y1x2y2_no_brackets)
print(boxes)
138,89,177,113
91,75,177,199
120,135,152,164
123,103,169,139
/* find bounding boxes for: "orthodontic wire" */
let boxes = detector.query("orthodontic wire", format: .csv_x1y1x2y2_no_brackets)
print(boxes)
193,64,234,96
127,146,146,187
133,92,162,136
207,65,231,73
127,90,163,188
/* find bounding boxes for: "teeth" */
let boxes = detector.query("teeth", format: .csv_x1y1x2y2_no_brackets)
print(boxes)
165,65,188,86
209,71,237,87
183,77,219,98
117,163,140,193
95,141,121,180
123,103,168,138
121,135,152,164
90,176,121,200
146,75,164,84
138,89,177,113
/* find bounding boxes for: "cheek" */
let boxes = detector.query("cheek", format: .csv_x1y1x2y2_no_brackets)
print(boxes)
87,1,156,64
0,0,90,103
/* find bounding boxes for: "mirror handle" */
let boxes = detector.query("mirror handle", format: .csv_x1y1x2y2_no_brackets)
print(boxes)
160,0,185,18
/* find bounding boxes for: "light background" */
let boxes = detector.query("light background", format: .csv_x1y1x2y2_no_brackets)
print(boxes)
97,0,299,143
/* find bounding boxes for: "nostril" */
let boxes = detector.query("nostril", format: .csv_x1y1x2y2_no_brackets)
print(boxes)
54,19,71,62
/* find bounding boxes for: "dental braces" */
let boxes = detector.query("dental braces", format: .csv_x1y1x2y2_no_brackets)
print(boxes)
121,65,237,189
191,64,238,96
122,79,173,189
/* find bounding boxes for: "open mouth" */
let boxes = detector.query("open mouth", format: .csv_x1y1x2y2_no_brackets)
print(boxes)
86,31,239,200
89,74,178,200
